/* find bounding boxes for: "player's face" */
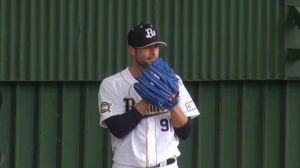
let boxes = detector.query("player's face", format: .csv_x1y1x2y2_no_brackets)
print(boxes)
134,44,160,68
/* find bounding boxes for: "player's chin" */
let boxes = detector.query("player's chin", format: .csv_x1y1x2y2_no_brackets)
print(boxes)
143,60,153,66
137,61,150,68
147,58,158,64
138,58,155,67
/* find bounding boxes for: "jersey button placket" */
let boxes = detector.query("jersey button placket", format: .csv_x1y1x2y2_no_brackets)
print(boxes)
146,117,158,167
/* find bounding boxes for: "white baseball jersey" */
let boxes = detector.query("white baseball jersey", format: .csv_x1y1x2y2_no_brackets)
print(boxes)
98,67,200,168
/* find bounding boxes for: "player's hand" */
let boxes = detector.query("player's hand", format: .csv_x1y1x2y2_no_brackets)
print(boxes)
134,100,150,116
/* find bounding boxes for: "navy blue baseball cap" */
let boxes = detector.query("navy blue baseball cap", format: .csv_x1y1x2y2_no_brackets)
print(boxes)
128,23,167,48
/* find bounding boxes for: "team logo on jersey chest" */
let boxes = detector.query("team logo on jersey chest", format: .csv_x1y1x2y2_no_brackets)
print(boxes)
124,98,135,112
100,102,112,113
123,97,168,116
146,106,168,117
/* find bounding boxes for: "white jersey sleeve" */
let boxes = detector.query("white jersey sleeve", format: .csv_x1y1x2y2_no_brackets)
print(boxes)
98,76,125,128
176,75,200,119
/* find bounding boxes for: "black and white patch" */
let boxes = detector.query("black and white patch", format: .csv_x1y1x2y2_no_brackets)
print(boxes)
185,101,196,111
101,102,112,113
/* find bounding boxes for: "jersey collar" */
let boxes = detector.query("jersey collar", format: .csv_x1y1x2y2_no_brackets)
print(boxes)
120,67,138,85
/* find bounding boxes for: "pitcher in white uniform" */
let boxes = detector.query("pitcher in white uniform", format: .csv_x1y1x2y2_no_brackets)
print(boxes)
98,23,200,168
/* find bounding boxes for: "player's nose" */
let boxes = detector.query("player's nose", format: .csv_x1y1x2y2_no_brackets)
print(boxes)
149,45,159,55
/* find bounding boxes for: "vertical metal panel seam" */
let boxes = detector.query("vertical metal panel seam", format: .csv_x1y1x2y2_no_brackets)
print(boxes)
222,0,229,79
49,0,58,79
39,0,48,80
86,0,94,80
9,0,18,80
79,84,86,168
218,82,224,168
229,0,238,79
9,84,16,168
265,0,271,78
210,0,219,80
256,0,263,79
239,81,246,167
107,0,115,73
200,0,210,80
238,1,246,79
0,1,5,78
33,84,40,168
56,84,63,168
237,82,243,168
280,81,286,168
19,0,27,80
182,0,189,77
214,82,221,168
193,84,200,167
30,0,38,80
58,0,66,80
262,83,268,168
191,0,200,80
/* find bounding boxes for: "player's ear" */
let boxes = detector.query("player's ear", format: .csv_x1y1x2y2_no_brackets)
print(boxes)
128,45,135,56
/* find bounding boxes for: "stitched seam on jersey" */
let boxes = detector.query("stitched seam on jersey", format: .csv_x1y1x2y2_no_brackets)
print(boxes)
120,70,136,100
146,118,149,167
120,70,133,86
155,116,158,166
128,84,134,98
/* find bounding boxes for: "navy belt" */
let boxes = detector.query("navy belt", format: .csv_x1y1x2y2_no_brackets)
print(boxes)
155,158,176,167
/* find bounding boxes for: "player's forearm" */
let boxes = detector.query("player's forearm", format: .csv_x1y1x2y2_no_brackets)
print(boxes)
104,100,149,139
174,117,192,140
104,107,143,138
171,105,192,140
170,105,188,128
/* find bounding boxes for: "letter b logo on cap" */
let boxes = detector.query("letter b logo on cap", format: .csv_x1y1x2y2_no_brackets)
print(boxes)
145,28,156,38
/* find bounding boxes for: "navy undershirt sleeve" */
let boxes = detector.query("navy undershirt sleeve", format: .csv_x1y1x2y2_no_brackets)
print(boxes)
104,107,143,139
174,117,192,140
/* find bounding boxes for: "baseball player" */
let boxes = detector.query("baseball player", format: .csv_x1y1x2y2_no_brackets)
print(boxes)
98,23,200,168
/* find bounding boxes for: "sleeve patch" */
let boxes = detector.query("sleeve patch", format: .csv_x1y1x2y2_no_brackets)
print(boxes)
101,102,112,113
185,101,196,111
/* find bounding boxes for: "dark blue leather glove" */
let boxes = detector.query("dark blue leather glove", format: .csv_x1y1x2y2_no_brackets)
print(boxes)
134,58,179,109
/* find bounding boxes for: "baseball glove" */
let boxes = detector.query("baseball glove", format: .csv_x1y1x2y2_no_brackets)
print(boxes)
134,58,179,109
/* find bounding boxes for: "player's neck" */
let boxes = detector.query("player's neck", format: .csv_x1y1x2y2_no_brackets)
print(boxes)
129,66,143,78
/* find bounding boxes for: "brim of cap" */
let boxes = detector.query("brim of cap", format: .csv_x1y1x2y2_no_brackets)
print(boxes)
136,41,167,48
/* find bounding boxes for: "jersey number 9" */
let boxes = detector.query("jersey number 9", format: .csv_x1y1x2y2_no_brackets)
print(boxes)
160,119,172,132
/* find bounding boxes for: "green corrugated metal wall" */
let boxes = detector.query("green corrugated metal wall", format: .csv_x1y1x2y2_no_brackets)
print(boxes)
1,82,300,168
1,0,300,168
0,0,285,80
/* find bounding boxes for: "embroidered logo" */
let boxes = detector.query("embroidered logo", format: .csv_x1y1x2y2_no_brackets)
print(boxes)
145,105,169,117
145,28,156,38
185,101,196,111
100,102,112,113
124,98,135,112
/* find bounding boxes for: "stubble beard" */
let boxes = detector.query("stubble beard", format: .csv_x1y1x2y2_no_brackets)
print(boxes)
136,59,151,68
